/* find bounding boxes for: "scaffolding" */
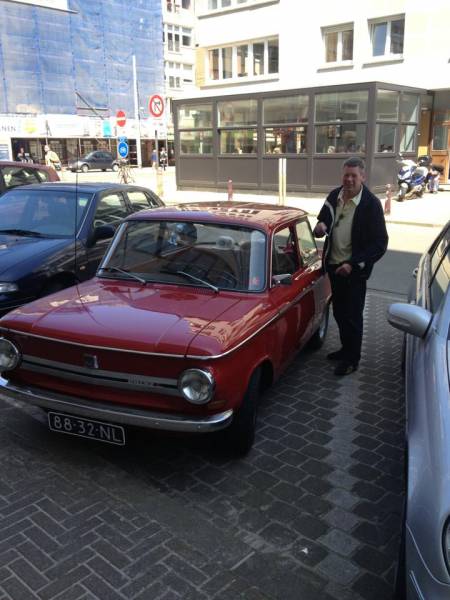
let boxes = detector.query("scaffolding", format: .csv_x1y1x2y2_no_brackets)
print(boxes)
0,0,164,117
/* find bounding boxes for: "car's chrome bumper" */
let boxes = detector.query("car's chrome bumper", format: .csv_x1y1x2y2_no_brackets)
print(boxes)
407,525,450,599
0,376,233,433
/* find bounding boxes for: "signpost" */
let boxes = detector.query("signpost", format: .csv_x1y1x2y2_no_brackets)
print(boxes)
118,139,129,159
148,95,164,119
116,110,126,128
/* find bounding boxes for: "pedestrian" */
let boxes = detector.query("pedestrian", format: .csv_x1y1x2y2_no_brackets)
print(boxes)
313,156,388,376
44,144,61,170
427,164,441,193
151,147,157,170
159,147,167,171
16,147,27,162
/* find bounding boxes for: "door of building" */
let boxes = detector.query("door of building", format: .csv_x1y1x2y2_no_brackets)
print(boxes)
431,120,450,183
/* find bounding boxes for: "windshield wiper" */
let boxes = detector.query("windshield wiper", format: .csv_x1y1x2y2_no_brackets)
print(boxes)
0,228,46,237
176,270,219,293
98,266,147,285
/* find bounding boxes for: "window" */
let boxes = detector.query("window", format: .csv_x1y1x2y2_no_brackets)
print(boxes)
272,228,299,276
95,194,128,226
218,99,257,126
182,28,192,47
181,0,191,8
295,221,318,264
315,90,368,153
430,248,449,312
375,89,398,152
127,191,160,211
323,26,353,63
167,25,181,52
370,16,404,57
263,95,309,154
178,103,214,155
2,166,40,189
207,38,278,82
220,130,257,154
400,93,419,152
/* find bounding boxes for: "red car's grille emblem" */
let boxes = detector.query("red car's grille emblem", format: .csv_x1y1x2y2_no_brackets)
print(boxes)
83,354,99,369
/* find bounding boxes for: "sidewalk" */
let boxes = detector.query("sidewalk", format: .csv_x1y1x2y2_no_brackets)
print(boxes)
61,166,450,229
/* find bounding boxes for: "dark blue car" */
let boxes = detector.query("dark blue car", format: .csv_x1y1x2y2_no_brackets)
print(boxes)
0,182,163,315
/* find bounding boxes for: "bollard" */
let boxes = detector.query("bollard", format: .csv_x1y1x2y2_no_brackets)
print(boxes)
156,167,164,199
227,179,233,201
384,183,392,215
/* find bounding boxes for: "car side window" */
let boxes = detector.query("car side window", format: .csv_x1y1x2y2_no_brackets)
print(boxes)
127,191,160,211
430,249,449,312
295,219,319,265
2,166,40,189
35,169,51,182
94,193,129,227
272,226,299,276
430,225,450,280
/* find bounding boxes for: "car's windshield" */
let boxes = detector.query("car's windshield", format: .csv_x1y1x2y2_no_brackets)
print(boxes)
99,220,267,292
0,189,93,238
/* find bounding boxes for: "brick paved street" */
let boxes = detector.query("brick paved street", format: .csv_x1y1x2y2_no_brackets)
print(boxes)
0,290,404,600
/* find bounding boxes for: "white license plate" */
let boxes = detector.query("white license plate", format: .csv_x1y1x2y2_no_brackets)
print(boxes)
48,412,125,446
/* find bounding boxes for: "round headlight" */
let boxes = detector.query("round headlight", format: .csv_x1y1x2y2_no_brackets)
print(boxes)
178,369,215,405
0,338,21,371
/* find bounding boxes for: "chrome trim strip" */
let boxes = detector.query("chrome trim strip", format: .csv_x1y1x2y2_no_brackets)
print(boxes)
0,376,233,433
21,355,181,396
3,330,185,358
3,279,320,362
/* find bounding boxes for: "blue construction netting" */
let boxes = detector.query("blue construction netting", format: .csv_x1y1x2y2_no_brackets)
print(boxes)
0,0,164,117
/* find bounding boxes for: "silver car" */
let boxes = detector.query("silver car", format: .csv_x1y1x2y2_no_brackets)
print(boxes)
387,220,450,599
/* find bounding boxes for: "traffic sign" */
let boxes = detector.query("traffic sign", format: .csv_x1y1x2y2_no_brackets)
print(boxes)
116,110,126,127
118,141,129,158
148,94,164,118
118,136,127,143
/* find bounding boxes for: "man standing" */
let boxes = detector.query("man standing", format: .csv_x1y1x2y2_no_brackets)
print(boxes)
314,157,388,376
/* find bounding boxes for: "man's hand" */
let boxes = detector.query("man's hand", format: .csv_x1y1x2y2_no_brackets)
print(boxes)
335,262,352,277
313,222,327,238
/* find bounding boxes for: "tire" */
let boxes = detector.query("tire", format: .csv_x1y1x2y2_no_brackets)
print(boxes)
81,164,89,173
112,164,119,172
224,368,261,457
308,303,330,350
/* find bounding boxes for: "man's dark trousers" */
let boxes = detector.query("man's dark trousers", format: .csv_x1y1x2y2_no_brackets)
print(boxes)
328,268,367,366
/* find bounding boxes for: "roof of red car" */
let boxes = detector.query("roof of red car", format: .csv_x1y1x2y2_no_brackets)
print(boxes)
127,202,308,231
0,161,59,179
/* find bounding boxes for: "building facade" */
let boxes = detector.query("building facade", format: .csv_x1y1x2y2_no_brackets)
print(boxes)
173,0,450,191
0,0,164,166
161,0,196,161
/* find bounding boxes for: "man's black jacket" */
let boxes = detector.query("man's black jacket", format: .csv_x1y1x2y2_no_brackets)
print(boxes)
317,184,388,279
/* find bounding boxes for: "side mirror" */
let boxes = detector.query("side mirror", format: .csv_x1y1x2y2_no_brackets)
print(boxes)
387,303,432,338
89,224,115,246
272,273,292,286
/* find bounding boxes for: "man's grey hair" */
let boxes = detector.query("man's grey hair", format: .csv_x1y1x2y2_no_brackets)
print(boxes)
343,156,365,171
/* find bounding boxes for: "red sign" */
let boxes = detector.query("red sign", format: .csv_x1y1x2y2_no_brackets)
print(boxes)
148,94,164,118
116,110,126,127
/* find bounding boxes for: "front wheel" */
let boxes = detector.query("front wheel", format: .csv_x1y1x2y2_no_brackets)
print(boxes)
308,303,330,350
81,164,89,173
223,368,261,457
112,164,119,172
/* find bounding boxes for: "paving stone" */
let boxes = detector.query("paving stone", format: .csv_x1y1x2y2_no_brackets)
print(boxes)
0,292,405,600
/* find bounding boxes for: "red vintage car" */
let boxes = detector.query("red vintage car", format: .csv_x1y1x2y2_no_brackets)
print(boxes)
0,202,331,455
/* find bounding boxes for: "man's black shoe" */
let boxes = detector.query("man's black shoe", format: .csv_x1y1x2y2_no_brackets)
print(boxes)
327,349,346,361
334,360,358,376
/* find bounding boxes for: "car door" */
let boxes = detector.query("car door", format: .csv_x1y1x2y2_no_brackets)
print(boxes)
84,191,130,278
269,224,312,368
90,152,103,170
99,152,112,169
294,218,325,340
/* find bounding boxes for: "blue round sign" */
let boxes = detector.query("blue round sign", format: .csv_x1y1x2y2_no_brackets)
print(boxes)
118,141,129,158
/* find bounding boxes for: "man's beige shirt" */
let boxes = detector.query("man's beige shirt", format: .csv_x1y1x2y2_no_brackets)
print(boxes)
329,187,362,265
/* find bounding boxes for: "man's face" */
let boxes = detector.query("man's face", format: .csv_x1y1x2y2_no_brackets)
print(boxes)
342,166,365,197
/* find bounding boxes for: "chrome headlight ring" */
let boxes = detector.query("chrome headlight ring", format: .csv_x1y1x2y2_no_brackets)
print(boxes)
178,368,215,405
0,338,21,372
0,283,18,294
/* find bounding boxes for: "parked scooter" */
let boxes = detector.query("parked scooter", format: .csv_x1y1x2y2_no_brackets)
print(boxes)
396,154,430,201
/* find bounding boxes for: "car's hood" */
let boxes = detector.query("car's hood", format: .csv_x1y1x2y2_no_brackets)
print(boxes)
0,278,268,356
0,234,70,277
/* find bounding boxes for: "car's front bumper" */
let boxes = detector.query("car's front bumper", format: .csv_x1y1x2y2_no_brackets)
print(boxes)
407,525,450,599
0,376,233,433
